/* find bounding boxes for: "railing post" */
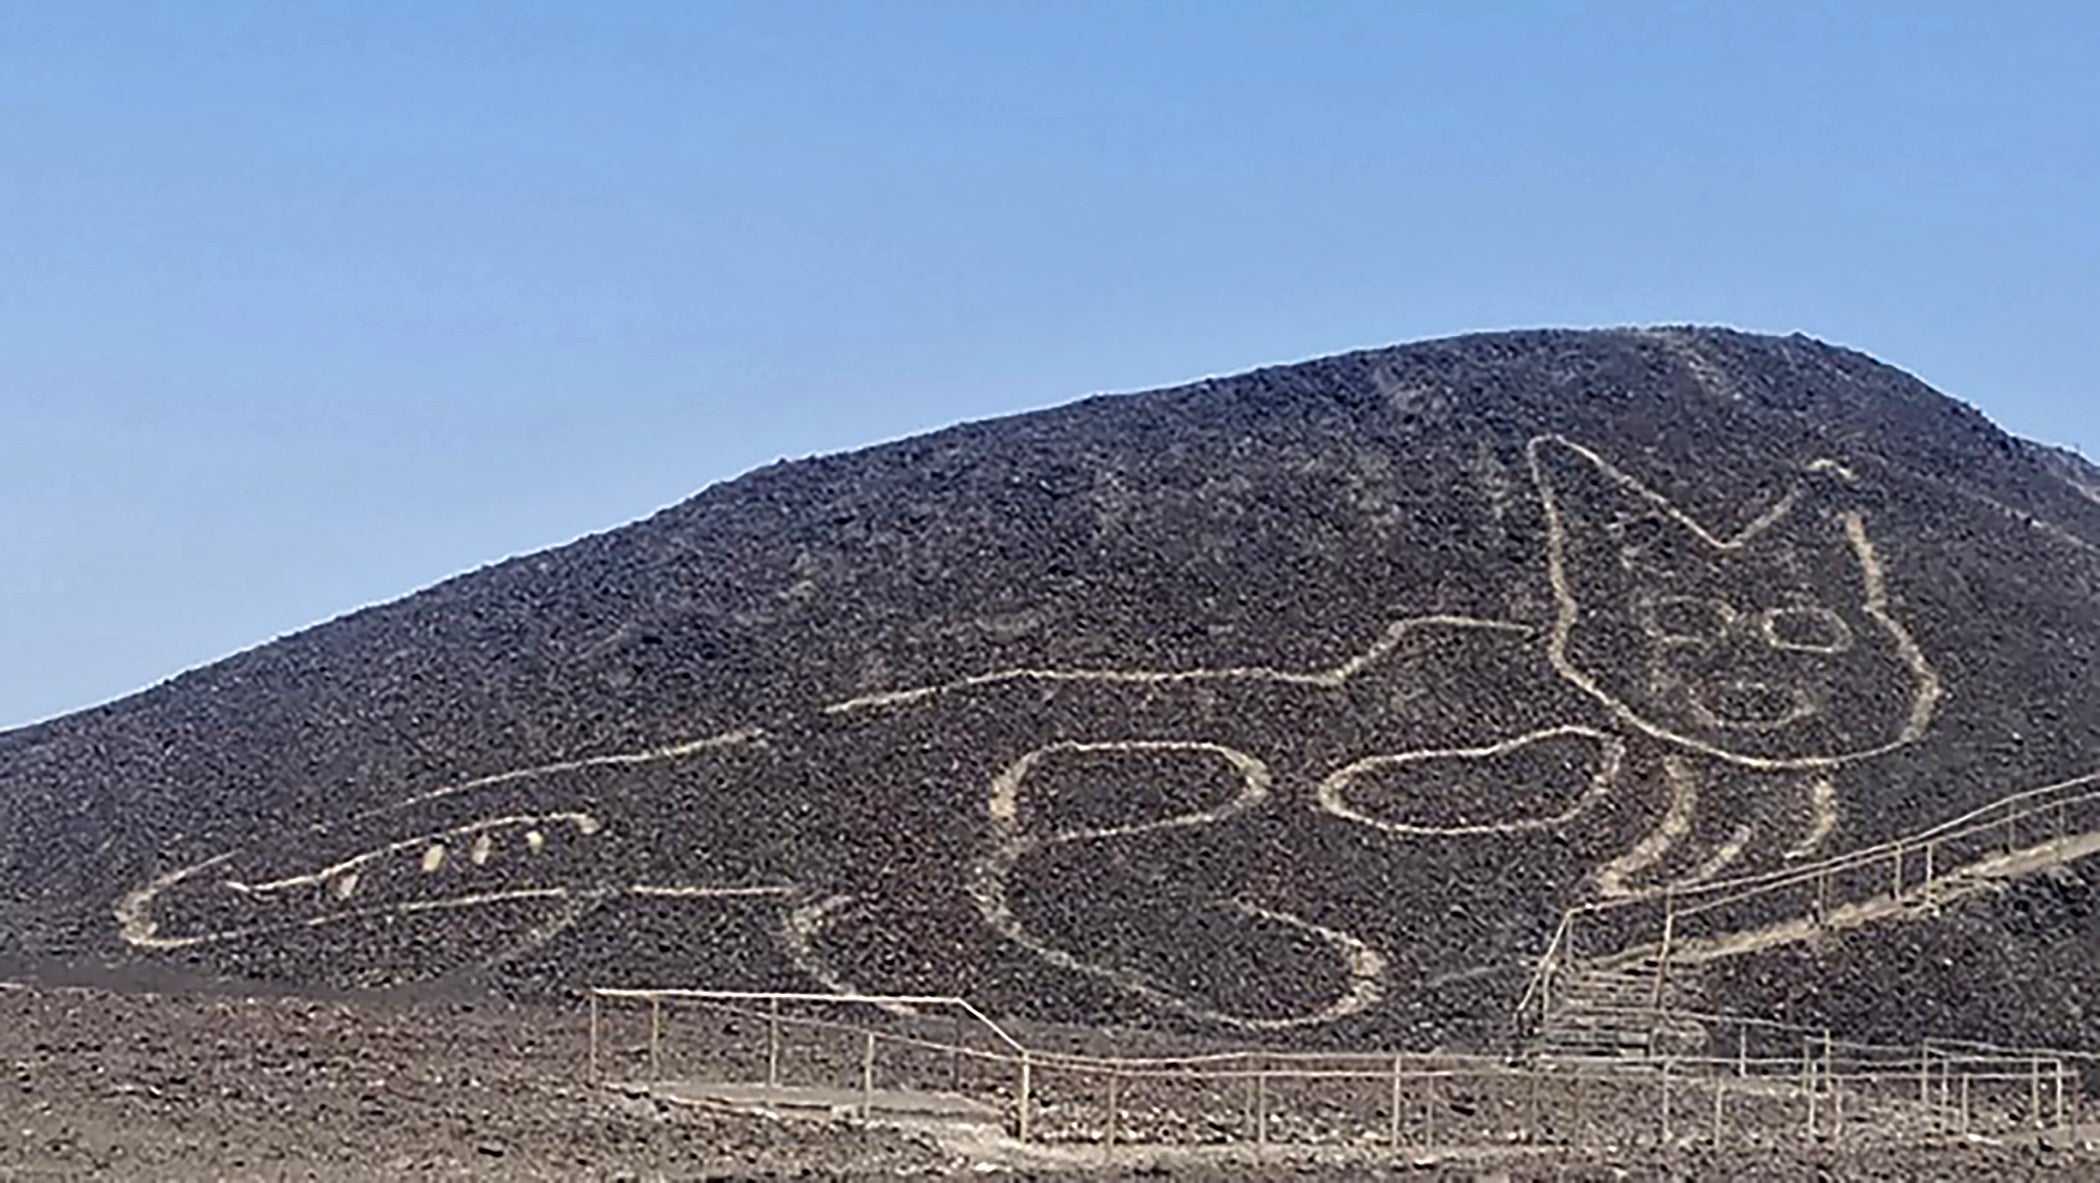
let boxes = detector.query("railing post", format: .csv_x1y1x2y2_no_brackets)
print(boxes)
1822,1028,1835,1140
1660,1058,1673,1146
2033,1056,2045,1130
1805,1041,1818,1139
1105,1068,1119,1155
1425,1072,1438,1147
1832,1060,1844,1142
1546,941,1558,1029
1255,1069,1269,1151
648,995,662,1080
2056,1062,2068,1131
949,1012,962,1091
1653,892,1677,1012
766,997,781,1088
1017,1053,1033,1142
1890,843,1903,898
1960,1073,1971,1135
1738,1025,1748,1078
587,992,600,1082
1527,1069,1541,1144
1711,1075,1725,1148
1923,841,1936,907
1389,1056,1404,1149
861,1031,876,1121
2073,1065,2083,1141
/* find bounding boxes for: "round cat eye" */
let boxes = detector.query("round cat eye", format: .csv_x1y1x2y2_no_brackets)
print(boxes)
1761,606,1854,654
1643,595,1734,644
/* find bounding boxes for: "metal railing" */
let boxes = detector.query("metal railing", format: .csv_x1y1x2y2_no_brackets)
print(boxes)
1519,768,2100,1037
584,986,2087,1154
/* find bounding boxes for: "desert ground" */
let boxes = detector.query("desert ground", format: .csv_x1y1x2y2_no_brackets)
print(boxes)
5,974,2096,1181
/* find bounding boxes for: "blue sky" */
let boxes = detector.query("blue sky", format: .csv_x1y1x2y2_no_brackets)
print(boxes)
2,2,2094,728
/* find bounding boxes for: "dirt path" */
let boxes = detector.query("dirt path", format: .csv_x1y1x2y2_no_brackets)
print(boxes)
5,978,2097,1179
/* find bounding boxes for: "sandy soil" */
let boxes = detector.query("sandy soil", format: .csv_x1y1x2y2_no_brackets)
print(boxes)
4,977,2097,1180
0,978,952,1180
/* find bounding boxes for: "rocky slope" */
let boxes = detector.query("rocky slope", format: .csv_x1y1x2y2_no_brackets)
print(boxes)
3,327,2096,1052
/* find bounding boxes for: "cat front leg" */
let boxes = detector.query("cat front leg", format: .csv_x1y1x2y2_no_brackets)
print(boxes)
1594,756,1841,899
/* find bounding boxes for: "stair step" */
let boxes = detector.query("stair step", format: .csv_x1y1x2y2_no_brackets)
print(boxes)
1546,1018,1661,1033
1543,1029,1696,1045
1547,1011,1706,1028
1544,1035,1652,1048
1533,960,1708,1061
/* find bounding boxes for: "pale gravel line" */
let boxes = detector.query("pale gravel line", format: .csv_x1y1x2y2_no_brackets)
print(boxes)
779,894,922,1018
227,812,601,895
821,616,1532,715
354,727,765,821
970,740,1386,1030
1531,434,1942,772
626,883,798,899
1677,822,1755,890
1781,778,1840,861
1595,758,1698,899
1655,829,2100,970
1314,725,1625,837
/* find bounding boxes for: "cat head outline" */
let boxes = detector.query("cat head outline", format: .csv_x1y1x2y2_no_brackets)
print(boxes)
1528,435,1941,769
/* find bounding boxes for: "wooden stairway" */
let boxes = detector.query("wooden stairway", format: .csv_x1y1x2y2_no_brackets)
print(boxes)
1534,955,1707,1061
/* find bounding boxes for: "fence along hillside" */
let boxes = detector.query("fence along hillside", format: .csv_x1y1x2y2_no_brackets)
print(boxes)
583,988,2091,1156
1520,766,2100,1054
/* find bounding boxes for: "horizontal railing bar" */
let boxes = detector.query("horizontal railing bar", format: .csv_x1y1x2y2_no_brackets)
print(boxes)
592,987,967,1005
1562,779,2100,925
591,986,1030,1055
593,986,2087,1111
1517,777,2100,1035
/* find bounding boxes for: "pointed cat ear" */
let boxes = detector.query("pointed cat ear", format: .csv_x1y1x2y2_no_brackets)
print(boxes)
1529,435,1848,587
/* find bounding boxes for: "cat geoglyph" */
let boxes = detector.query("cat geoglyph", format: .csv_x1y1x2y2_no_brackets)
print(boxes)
115,435,1944,1028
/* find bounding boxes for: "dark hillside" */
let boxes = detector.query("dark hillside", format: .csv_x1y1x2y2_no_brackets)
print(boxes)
4,326,2097,1051
2030,440,2100,505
